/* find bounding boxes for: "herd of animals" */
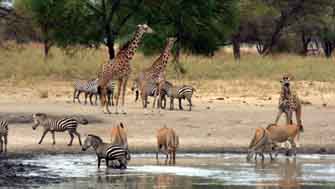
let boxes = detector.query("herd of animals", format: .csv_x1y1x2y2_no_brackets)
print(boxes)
0,24,304,169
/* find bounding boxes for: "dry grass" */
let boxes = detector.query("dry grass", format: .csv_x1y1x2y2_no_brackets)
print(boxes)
1,44,334,82
0,44,335,98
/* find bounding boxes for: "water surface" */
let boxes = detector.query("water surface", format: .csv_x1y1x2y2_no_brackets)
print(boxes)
14,154,335,188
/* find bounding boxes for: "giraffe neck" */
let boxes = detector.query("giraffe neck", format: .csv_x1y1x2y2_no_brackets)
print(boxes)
153,41,174,70
124,29,145,60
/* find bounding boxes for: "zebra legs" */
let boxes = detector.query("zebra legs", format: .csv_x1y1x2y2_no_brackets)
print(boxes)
170,97,174,110
105,158,109,167
68,131,74,146
73,90,77,103
74,131,82,146
187,97,192,111
0,137,3,153
97,157,101,168
67,131,81,146
4,135,7,153
77,91,82,104
178,98,183,110
84,93,89,105
52,131,56,145
38,130,49,144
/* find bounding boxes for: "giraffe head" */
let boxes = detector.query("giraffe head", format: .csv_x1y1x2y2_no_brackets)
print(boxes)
137,24,154,34
280,75,290,88
280,74,293,97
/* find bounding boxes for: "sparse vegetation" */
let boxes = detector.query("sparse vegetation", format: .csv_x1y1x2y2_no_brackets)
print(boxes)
0,45,334,83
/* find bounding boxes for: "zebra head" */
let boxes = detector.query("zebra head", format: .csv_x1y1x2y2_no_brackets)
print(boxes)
82,134,103,151
32,113,47,130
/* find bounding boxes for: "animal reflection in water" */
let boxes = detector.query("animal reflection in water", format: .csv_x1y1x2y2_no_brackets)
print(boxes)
255,158,301,189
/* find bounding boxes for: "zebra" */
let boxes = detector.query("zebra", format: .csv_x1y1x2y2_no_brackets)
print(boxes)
0,120,8,153
32,113,88,146
73,79,98,104
97,81,115,106
73,79,115,106
131,79,167,109
164,82,195,111
82,134,130,169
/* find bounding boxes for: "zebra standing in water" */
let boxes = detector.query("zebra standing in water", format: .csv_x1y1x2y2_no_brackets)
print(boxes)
32,113,87,146
0,120,8,153
82,134,130,169
164,82,195,111
73,79,115,106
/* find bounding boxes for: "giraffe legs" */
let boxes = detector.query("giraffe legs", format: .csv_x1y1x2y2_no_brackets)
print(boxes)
114,79,123,114
120,78,128,114
100,87,111,114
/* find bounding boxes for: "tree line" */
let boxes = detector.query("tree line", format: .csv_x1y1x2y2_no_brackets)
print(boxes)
0,0,334,61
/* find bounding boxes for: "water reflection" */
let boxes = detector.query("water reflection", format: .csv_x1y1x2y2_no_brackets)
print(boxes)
15,154,335,189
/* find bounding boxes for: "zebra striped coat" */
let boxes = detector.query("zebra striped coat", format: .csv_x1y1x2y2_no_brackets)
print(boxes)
0,120,8,153
32,113,87,146
131,79,167,109
164,82,195,111
73,79,115,106
82,135,130,169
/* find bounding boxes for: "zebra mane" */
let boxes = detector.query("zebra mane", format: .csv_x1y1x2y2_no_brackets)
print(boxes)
34,113,48,120
88,134,103,143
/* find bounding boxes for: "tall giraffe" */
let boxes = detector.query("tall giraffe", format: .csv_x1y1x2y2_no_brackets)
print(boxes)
137,37,176,111
99,24,153,114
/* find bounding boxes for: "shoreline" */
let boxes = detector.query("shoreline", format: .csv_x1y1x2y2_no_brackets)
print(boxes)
2,146,335,157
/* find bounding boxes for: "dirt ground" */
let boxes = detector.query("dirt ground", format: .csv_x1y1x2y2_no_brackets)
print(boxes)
1,80,335,155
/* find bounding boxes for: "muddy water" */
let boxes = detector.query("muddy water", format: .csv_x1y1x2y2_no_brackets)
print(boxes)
12,154,335,188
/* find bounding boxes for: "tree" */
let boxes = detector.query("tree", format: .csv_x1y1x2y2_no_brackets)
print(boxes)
0,0,37,48
54,0,144,60
140,0,238,66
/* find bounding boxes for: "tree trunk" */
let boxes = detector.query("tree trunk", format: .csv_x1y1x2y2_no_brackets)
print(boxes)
262,1,304,56
106,38,115,60
301,30,311,56
322,40,334,58
42,24,51,59
173,39,183,76
105,23,115,60
232,33,240,61
43,39,51,58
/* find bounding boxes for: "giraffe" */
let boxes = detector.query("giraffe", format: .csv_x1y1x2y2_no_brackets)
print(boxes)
137,37,176,112
275,74,302,126
99,24,154,114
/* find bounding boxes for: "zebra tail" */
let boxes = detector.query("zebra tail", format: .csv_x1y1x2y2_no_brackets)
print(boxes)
135,90,139,102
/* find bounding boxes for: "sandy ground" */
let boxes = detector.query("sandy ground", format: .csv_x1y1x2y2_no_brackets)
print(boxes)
1,89,335,155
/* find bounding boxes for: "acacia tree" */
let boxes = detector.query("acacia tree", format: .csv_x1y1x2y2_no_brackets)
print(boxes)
54,0,144,60
139,0,238,67
20,0,145,59
235,0,333,58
